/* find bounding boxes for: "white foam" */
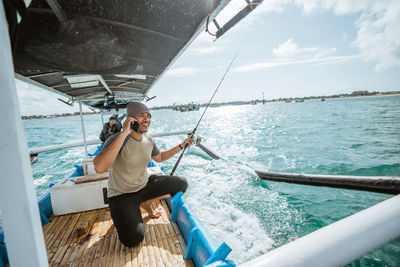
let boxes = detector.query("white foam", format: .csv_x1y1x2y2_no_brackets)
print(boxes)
174,157,275,263
34,174,53,186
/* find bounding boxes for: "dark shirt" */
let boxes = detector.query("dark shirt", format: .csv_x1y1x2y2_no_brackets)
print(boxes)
99,121,122,143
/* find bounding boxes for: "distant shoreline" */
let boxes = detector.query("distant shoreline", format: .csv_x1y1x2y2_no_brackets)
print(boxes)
150,91,400,110
21,91,400,120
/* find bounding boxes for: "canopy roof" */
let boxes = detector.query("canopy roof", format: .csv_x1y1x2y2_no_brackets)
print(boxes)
10,0,231,109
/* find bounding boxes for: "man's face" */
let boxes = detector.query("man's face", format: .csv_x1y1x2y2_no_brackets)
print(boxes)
135,112,151,133
109,119,115,126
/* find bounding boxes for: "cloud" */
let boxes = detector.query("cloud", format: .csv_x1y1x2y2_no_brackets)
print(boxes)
273,38,336,59
165,67,202,77
253,0,400,71
233,54,361,73
273,38,299,57
352,1,400,71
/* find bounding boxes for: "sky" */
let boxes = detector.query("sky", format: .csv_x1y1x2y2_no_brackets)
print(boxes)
15,0,400,115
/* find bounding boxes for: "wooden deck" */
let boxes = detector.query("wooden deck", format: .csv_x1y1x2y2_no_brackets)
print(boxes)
42,200,194,267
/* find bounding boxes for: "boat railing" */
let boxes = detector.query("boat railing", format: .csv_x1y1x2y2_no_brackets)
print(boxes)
28,130,192,155
240,193,400,267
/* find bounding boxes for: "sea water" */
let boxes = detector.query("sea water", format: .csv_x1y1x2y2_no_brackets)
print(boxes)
21,95,400,265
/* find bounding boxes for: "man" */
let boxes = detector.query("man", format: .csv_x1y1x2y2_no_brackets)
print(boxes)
99,115,122,143
93,102,193,247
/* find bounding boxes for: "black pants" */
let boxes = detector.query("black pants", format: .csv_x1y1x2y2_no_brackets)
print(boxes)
108,175,188,247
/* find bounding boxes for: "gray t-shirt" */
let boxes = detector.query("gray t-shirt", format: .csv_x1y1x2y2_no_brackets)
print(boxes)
101,133,160,197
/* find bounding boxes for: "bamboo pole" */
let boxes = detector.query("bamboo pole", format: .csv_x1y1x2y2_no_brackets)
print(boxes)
256,170,400,195
107,233,117,267
142,234,150,267
72,211,97,266
100,234,111,267
144,228,156,267
156,223,173,263
130,245,138,267
136,239,144,267
46,214,72,252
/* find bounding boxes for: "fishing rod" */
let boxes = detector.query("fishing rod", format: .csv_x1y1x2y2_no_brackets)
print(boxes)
170,54,238,175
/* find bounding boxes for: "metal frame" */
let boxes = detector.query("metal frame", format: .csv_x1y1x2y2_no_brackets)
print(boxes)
78,101,88,156
15,73,71,99
96,75,113,95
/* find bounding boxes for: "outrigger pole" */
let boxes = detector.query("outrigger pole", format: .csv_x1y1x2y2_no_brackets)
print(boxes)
170,54,238,175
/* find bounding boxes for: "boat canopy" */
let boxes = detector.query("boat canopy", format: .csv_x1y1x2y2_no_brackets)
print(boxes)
7,0,260,110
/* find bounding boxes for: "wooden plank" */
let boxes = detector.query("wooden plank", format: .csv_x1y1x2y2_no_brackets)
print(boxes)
98,233,111,267
141,234,149,267
68,210,97,266
80,209,107,267
130,244,138,267
42,201,193,266
106,233,117,267
74,211,97,267
144,227,156,267
74,172,109,184
44,213,69,243
91,210,110,267
42,216,57,237
160,201,171,219
170,219,194,267
49,212,82,264
136,238,144,267
159,223,179,263
155,223,173,264
124,243,132,267
148,224,164,267
100,211,113,237
46,214,72,253
152,222,169,265
114,237,121,267
160,201,194,267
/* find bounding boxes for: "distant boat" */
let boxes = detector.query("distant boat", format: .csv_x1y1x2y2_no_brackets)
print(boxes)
176,102,200,112
295,99,304,102
321,98,326,102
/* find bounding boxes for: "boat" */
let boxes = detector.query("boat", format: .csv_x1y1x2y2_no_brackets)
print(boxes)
174,103,200,112
0,0,264,266
1,0,400,266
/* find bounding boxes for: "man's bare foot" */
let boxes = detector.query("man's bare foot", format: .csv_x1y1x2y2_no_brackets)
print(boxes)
140,200,162,219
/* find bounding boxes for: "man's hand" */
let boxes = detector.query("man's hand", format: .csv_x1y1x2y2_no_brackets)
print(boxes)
122,117,135,137
181,134,194,148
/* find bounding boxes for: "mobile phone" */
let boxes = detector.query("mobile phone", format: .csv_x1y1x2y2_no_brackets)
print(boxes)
130,121,139,132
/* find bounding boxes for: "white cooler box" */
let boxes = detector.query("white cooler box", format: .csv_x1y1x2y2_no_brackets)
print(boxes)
50,167,162,216
50,177,108,216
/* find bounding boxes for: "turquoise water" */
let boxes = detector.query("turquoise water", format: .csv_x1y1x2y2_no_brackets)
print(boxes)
23,95,400,265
